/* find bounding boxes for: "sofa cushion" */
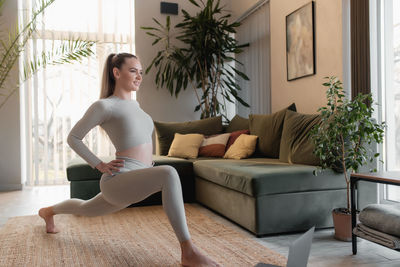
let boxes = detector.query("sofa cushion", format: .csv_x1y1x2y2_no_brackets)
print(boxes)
223,134,258,159
154,116,223,156
226,129,250,151
279,110,321,165
167,133,204,159
226,114,249,133
198,133,231,157
249,103,296,158
193,159,345,197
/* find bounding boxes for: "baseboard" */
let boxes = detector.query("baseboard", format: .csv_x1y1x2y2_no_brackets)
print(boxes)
0,183,23,192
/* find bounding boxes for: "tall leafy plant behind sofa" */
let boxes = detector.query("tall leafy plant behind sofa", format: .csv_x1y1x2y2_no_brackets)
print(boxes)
141,0,250,122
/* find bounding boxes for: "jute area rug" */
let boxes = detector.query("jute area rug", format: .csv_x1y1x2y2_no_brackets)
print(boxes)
0,203,286,266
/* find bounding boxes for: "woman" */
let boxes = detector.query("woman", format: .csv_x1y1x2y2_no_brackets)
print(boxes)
39,53,220,267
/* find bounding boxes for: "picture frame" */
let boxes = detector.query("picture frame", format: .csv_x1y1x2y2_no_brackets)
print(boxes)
286,1,315,81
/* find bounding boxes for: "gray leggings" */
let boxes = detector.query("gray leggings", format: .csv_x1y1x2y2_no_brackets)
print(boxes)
52,156,191,242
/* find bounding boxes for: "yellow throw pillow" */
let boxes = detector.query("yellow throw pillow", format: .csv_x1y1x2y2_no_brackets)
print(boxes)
223,134,258,159
167,133,204,159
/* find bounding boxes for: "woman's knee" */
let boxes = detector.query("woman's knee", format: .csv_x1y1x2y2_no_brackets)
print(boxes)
159,165,180,184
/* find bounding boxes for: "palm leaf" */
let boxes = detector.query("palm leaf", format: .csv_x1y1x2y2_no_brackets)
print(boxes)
0,0,96,110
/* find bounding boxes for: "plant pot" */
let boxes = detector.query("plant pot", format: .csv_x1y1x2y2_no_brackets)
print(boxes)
332,208,359,242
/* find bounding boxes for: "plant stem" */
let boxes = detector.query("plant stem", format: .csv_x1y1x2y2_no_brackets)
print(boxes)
352,135,361,164
340,133,350,211
184,68,204,114
196,58,209,115
203,58,210,115
346,178,350,212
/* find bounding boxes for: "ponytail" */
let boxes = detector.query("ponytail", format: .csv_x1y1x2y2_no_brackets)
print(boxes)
99,53,138,99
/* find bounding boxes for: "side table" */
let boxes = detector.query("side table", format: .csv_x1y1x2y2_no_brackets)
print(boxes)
350,171,400,255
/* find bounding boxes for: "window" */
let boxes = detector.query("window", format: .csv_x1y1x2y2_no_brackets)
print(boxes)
384,0,400,201
372,0,400,202
20,0,135,185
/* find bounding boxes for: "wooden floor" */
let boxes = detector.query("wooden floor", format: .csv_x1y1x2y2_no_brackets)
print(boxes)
1,185,400,267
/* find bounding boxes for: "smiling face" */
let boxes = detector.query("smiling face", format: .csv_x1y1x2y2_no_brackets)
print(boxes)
113,57,143,92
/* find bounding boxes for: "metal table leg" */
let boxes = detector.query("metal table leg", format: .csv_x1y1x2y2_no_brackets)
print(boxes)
351,177,357,255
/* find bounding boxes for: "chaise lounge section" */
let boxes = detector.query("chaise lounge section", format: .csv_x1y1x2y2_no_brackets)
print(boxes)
193,158,346,236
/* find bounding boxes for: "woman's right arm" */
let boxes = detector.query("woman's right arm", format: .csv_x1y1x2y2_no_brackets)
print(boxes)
67,101,110,169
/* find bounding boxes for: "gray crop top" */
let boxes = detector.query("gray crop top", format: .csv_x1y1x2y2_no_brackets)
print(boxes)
67,95,154,168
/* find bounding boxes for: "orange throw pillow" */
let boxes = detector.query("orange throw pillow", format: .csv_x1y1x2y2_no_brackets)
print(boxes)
198,133,231,157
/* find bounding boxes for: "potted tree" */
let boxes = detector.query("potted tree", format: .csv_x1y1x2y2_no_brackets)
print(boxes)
309,76,386,241
141,0,249,121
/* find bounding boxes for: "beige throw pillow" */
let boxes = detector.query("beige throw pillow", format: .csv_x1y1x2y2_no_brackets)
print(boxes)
223,134,258,159
167,133,204,159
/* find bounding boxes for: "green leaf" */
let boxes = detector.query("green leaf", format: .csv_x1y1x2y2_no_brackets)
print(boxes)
145,32,159,37
232,67,249,80
152,38,162,46
140,26,162,32
152,18,165,29
188,0,200,7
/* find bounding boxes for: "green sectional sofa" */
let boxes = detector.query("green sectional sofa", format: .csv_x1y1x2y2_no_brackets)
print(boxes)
67,154,347,236
66,107,377,236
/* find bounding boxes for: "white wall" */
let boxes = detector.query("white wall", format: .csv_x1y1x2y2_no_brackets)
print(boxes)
0,0,22,191
228,0,261,22
270,0,343,113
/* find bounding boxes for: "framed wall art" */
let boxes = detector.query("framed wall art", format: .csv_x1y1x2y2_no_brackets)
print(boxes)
286,1,315,81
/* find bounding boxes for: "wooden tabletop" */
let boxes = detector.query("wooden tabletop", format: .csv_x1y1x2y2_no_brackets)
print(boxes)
351,171,400,184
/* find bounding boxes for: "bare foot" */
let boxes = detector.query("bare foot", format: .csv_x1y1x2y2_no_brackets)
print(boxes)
38,207,59,234
181,239,220,267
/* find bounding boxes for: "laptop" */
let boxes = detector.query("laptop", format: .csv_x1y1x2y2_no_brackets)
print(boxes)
254,226,315,267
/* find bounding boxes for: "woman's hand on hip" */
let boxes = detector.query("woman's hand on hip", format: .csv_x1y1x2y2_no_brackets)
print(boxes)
95,159,125,175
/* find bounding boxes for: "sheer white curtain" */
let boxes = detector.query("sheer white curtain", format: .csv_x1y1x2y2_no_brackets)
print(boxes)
381,0,400,201
21,0,135,185
235,1,270,117
370,0,400,202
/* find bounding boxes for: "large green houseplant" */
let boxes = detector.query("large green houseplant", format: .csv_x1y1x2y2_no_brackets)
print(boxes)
0,0,95,110
141,0,249,121
309,76,386,241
